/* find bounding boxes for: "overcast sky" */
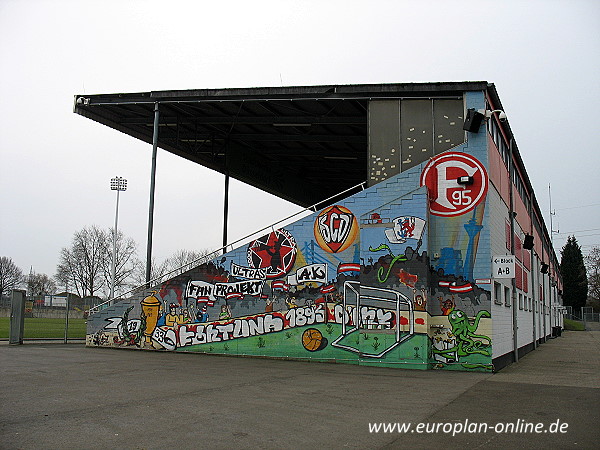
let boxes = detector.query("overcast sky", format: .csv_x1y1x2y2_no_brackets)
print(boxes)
1,0,599,281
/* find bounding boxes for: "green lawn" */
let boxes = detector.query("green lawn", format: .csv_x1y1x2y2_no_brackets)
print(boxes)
0,317,87,339
563,318,585,331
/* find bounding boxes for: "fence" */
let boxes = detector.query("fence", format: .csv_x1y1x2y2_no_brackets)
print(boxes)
581,306,600,323
565,306,599,322
0,293,90,341
564,306,600,332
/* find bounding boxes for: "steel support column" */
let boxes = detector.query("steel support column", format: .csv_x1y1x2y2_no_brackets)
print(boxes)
223,171,230,254
146,102,160,285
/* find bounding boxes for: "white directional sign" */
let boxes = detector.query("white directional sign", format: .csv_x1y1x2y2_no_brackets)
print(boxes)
493,255,515,278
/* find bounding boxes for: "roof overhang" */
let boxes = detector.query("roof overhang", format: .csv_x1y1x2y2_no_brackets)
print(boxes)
74,81,488,207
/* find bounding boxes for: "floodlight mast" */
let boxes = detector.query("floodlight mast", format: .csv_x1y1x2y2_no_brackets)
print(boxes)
110,177,127,303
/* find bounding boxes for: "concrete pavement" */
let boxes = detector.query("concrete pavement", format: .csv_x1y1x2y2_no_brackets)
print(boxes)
1,332,598,449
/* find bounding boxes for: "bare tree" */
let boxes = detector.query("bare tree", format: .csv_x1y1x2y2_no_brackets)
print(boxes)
0,256,24,299
56,226,144,299
165,249,214,275
27,272,57,297
132,257,170,288
100,229,142,298
56,225,109,298
586,247,600,304
130,249,214,290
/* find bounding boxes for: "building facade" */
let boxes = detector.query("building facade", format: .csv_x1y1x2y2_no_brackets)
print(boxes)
80,82,563,371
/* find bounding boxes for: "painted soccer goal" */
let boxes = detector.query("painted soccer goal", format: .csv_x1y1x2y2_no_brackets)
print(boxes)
330,281,414,358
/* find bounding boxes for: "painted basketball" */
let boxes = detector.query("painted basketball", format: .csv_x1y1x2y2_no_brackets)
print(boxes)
302,328,327,352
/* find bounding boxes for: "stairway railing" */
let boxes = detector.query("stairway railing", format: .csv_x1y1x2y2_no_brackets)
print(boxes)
88,181,366,316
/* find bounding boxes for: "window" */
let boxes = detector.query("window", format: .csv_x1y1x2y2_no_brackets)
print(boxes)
367,97,465,185
512,166,529,204
433,98,464,154
488,116,510,169
401,99,432,170
494,282,503,305
518,293,523,310
515,235,523,262
368,100,400,186
523,249,531,271
493,121,499,150
490,112,531,205
504,286,511,307
499,138,509,168
515,264,523,290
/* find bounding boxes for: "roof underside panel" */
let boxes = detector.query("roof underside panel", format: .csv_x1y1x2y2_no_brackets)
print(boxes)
74,82,488,207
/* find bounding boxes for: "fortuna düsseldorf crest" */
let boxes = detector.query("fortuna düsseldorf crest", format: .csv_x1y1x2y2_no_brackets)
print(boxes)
420,152,488,217
247,229,297,279
314,205,359,253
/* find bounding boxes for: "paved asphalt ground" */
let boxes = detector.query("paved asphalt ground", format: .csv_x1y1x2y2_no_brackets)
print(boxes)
1,331,598,450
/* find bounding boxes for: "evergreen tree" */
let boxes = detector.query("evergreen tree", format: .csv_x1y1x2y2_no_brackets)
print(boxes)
560,236,588,312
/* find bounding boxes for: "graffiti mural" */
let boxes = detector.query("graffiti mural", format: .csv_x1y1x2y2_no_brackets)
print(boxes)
87,147,494,372
247,229,297,279
314,205,359,253
420,152,488,217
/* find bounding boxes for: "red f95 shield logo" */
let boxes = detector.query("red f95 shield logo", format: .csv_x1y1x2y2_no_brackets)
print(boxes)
420,152,488,217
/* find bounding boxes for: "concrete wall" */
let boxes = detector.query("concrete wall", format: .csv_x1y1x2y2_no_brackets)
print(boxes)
486,101,563,366
87,91,497,372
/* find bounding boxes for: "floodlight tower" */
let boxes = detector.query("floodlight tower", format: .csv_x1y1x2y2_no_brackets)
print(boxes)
110,176,127,302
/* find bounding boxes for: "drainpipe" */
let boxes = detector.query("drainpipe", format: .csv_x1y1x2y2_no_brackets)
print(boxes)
508,138,518,363
546,185,553,340
528,200,536,350
532,257,537,349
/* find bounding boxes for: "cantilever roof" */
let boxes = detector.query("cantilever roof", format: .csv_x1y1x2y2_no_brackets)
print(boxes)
73,81,489,207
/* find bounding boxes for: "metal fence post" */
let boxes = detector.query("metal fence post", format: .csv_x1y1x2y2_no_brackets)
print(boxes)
10,289,26,344
64,292,70,343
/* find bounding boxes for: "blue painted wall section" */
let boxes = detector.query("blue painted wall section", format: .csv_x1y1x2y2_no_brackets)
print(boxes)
87,91,493,372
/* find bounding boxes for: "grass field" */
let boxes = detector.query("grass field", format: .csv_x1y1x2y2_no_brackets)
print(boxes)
0,317,87,339
563,318,585,331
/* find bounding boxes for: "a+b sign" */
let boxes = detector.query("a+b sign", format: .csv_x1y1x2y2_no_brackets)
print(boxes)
493,255,515,278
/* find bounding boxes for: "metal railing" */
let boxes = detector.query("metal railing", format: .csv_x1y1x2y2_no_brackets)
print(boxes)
89,181,367,316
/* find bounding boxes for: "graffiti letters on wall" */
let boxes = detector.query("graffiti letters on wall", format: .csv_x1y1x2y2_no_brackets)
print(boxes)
89,149,494,372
